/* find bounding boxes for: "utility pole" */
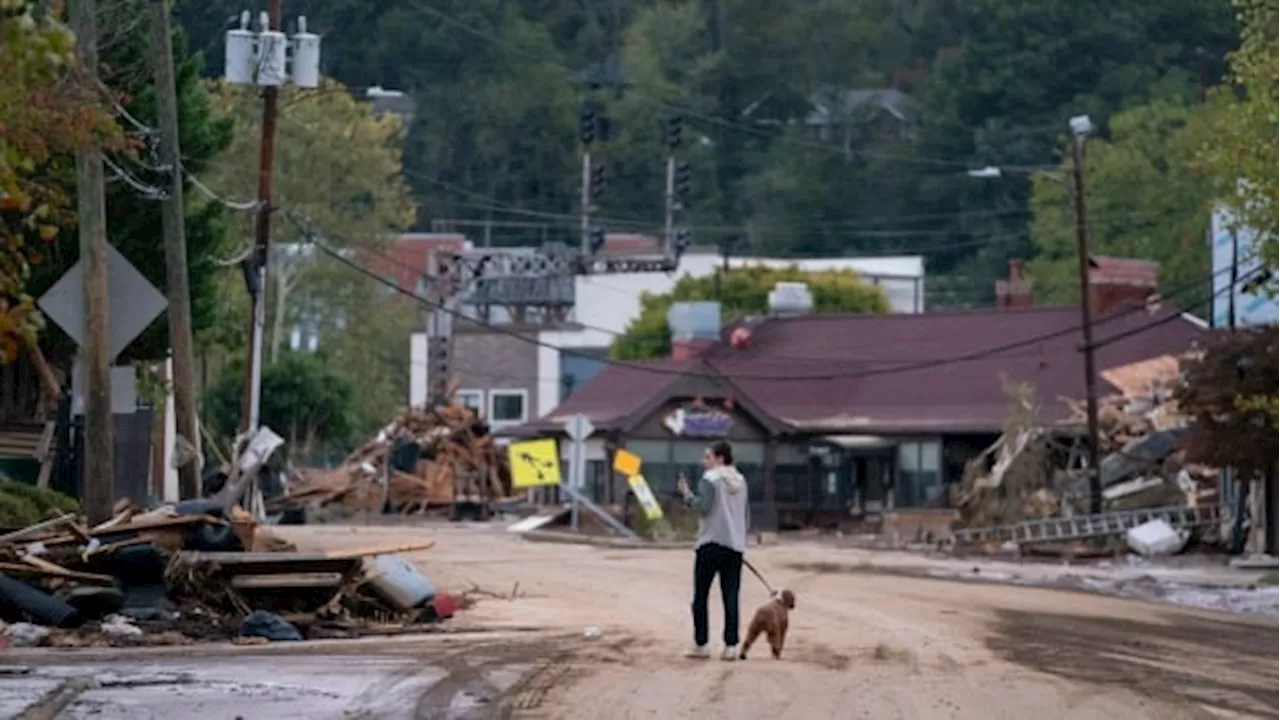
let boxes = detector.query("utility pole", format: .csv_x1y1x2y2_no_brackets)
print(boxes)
223,7,319,432
239,0,283,435
1068,114,1102,516
71,0,115,524
150,0,200,499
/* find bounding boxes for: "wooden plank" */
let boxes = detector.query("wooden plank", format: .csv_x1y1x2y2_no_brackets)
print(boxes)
0,514,77,545
90,514,226,537
16,556,115,585
230,572,344,590
321,540,436,559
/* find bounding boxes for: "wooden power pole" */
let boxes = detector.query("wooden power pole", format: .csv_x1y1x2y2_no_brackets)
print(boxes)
150,0,201,499
71,0,115,524
1070,129,1103,516
240,0,283,435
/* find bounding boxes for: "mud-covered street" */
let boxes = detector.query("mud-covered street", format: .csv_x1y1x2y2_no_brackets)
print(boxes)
5,524,1276,719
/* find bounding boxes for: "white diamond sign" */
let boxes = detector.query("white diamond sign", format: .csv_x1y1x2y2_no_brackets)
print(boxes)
37,244,168,361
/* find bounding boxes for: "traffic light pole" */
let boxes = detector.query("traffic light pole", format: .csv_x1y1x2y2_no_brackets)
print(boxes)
663,155,676,258
580,150,592,255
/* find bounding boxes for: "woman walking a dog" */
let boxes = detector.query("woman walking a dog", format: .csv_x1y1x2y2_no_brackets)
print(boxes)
677,440,749,661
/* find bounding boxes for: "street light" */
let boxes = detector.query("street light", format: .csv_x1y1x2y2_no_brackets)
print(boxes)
966,114,1104,515
1067,113,1103,516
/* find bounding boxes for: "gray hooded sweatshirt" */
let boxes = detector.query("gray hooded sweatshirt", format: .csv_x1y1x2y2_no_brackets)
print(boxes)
683,465,750,553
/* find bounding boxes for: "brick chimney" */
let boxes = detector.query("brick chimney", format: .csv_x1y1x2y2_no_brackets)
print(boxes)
995,259,1034,308
668,301,721,361
1088,256,1158,318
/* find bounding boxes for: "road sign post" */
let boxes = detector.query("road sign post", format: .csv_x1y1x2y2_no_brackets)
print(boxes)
563,413,595,532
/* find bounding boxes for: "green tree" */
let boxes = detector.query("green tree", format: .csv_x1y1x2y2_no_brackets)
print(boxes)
1,0,119,362
303,258,418,439
908,0,1237,282
203,77,416,360
1196,0,1278,270
1025,100,1215,303
611,265,891,360
203,351,356,459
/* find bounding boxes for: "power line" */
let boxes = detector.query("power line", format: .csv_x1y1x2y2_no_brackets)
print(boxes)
299,212,1247,384
413,3,978,171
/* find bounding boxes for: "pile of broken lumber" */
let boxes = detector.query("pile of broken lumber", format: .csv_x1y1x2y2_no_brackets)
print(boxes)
1,498,458,647
953,356,1220,542
273,403,514,515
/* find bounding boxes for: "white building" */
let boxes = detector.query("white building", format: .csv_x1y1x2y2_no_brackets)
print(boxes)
409,244,925,422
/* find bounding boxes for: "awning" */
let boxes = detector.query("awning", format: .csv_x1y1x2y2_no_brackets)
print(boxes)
819,434,897,450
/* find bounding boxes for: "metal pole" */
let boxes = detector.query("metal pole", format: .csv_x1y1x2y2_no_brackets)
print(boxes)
1070,134,1103,515
241,0,282,435
150,0,200,497
71,0,115,524
664,155,676,258
580,150,592,254
1229,228,1239,331
569,438,582,531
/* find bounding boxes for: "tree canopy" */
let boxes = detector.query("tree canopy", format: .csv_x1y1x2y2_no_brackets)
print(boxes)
202,350,356,459
171,0,1242,307
1195,0,1277,271
1026,100,1215,304
0,0,118,363
610,266,890,360
201,77,415,360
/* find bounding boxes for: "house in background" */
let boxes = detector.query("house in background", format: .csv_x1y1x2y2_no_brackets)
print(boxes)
501,257,1208,531
407,234,927,429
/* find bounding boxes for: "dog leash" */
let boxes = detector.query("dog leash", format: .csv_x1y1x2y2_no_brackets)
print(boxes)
742,558,775,595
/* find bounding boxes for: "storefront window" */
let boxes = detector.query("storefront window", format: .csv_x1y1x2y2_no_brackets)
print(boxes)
734,442,765,501
774,443,811,505
622,439,766,502
625,441,673,494
896,440,943,508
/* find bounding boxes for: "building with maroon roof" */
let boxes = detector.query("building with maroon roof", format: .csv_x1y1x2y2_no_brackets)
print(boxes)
504,257,1208,530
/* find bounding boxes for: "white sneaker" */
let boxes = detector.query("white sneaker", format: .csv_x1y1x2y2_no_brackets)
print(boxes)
721,645,739,661
684,644,710,659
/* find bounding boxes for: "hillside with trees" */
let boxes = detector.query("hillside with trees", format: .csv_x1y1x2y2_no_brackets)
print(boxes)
173,0,1268,306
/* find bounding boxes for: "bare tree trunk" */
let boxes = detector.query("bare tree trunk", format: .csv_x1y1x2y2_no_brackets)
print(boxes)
269,264,294,363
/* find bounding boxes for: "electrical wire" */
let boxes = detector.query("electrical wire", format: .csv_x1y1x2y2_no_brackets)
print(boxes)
294,210,1251,383
103,155,166,200
184,169,262,212
413,3,979,171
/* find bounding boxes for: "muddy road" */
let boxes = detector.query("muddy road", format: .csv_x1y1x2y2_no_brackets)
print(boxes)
6,524,1273,719
291,525,1278,719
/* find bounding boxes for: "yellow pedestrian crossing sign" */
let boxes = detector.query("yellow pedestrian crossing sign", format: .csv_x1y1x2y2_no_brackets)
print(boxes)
508,439,562,489
628,474,664,521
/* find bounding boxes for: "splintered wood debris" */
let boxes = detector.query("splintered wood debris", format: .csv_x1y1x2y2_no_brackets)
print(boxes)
271,401,515,515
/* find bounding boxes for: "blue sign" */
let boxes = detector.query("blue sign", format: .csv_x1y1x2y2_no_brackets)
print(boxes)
662,407,733,438
1210,208,1278,328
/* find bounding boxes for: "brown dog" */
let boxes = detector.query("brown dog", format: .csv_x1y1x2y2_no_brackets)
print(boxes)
739,589,795,660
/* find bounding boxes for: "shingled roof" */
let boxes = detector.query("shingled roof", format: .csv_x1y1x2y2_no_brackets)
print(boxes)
515,303,1206,437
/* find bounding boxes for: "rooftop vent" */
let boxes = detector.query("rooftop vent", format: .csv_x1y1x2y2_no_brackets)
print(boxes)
768,282,813,316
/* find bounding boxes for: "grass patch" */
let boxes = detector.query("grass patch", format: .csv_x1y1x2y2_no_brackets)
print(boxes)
0,480,79,527
1258,570,1279,586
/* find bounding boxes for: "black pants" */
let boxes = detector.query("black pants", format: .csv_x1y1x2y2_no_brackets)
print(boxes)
691,542,743,647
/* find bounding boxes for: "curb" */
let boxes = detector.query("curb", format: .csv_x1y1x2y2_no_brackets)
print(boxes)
517,529,691,550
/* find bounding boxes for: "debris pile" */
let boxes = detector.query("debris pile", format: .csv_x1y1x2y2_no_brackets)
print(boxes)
0,427,461,649
272,403,514,516
953,357,1222,551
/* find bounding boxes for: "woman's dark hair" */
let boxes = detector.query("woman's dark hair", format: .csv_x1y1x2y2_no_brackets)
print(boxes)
708,440,734,465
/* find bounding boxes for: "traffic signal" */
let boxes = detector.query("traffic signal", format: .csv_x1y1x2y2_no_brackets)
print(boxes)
675,162,692,200
589,226,607,254
580,107,596,145
674,227,692,254
590,163,606,200
665,114,683,149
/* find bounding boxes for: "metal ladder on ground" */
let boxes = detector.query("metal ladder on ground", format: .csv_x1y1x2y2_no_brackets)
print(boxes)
952,504,1227,545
